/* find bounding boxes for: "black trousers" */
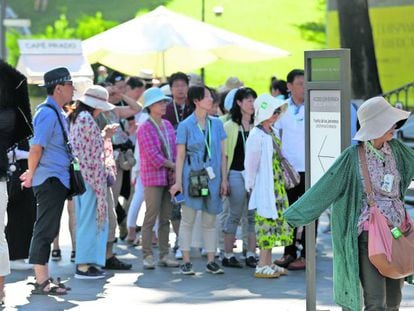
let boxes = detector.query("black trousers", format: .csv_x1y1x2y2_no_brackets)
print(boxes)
29,177,67,265
5,160,37,260
283,172,318,259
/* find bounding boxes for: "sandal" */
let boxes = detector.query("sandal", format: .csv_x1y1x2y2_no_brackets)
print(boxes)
28,278,68,296
51,249,62,261
254,265,280,279
271,264,288,276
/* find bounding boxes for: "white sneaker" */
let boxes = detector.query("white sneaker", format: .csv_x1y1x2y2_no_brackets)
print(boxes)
175,249,183,260
10,259,33,270
143,255,155,269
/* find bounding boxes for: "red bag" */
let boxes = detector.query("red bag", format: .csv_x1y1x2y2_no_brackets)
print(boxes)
359,145,414,279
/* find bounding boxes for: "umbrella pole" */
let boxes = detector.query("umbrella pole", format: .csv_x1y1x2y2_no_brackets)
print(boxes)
162,51,166,80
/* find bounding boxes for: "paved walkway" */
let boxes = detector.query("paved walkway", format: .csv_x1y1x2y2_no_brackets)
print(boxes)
3,213,414,310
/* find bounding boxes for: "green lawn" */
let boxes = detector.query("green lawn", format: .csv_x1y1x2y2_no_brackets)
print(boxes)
11,0,324,93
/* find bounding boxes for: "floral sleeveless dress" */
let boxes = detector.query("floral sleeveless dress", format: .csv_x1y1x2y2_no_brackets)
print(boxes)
255,133,293,250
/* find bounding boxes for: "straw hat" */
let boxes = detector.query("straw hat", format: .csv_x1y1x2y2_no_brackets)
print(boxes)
353,96,410,141
78,85,115,111
254,94,286,126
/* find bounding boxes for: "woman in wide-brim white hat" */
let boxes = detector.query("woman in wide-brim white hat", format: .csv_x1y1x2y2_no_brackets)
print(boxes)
68,85,118,279
244,93,292,278
283,96,414,310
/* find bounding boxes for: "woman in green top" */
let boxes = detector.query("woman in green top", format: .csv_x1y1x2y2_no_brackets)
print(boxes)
284,97,414,311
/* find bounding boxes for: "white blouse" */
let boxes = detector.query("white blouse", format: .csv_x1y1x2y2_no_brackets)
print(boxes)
244,127,277,219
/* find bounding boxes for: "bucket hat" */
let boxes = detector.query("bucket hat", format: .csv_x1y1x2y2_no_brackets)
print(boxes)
353,96,410,141
78,85,115,111
254,94,286,126
40,67,72,87
143,87,170,109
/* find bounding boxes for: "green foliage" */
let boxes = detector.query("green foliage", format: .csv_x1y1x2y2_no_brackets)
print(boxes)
6,13,118,66
295,0,326,46
39,14,75,39
296,22,326,45
75,12,118,40
6,30,21,66
10,0,325,93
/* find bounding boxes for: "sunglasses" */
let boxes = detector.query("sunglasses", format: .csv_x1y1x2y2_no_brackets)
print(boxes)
273,108,282,115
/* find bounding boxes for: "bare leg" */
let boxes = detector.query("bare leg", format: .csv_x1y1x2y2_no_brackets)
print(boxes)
67,200,76,251
106,241,114,259
258,249,272,267
34,264,66,293
247,232,256,253
0,276,4,303
52,235,59,251
126,227,136,242
223,233,235,254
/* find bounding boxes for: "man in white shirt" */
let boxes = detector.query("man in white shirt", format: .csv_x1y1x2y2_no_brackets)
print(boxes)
274,69,310,271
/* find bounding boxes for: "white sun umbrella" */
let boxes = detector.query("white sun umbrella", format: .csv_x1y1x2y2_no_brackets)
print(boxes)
83,6,290,77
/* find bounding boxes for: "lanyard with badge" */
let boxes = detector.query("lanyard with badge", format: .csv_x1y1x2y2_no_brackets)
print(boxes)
366,141,394,193
239,125,248,151
289,99,304,122
173,100,184,125
197,118,215,179
149,117,171,160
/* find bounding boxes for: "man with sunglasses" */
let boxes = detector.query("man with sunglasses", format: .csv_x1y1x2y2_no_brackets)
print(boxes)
21,67,74,295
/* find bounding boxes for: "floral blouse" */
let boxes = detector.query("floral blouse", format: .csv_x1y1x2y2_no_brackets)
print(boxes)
70,111,109,229
358,142,405,234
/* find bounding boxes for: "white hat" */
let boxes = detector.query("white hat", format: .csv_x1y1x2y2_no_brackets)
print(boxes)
353,96,410,141
72,77,93,101
138,69,154,80
188,72,203,87
160,84,172,96
78,85,115,111
224,88,237,112
254,94,286,126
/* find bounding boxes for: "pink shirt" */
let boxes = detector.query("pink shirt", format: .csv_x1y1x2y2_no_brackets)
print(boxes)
137,119,176,187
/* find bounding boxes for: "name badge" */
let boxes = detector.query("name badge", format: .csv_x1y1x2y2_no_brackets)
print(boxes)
205,166,216,180
381,174,394,193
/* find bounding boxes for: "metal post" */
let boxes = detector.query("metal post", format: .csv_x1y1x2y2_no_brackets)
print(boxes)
0,0,7,60
305,222,316,311
200,0,205,82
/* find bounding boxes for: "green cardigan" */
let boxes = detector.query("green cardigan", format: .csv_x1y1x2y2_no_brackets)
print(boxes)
283,139,414,311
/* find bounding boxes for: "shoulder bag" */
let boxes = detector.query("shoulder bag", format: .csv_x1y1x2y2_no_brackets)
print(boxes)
45,104,86,199
272,135,300,189
359,144,414,279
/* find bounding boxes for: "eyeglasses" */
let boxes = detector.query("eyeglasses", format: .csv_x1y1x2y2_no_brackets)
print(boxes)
61,81,73,86
273,108,281,115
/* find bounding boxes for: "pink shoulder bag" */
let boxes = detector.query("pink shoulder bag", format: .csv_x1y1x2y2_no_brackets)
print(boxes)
359,145,414,279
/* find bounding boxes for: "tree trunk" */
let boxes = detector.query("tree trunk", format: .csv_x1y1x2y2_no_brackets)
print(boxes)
337,0,382,99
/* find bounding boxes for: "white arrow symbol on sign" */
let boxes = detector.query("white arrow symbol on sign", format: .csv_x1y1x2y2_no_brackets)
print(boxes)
318,135,336,173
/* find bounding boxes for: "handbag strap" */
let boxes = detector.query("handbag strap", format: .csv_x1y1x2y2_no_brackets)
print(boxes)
270,132,284,160
44,104,74,161
358,144,376,208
